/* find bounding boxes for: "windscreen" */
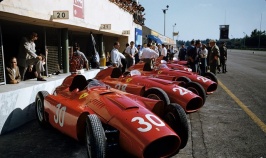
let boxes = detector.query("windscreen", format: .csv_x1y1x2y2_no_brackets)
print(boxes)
158,64,168,69
87,79,106,88
130,70,141,76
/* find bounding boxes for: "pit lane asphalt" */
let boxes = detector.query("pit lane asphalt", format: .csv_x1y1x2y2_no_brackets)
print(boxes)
0,49,266,158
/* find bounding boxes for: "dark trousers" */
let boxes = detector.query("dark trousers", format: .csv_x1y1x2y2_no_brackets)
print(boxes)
210,64,217,75
220,59,227,72
126,57,133,68
199,58,207,76
121,58,127,73
189,63,198,73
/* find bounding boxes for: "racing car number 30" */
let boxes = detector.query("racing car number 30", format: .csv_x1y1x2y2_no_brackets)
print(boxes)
131,114,165,132
54,104,66,127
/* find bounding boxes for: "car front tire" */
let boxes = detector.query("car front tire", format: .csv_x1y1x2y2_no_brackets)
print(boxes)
86,114,106,158
35,91,49,127
164,103,189,149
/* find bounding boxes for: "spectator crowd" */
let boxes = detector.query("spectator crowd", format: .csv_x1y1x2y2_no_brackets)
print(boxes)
109,0,145,25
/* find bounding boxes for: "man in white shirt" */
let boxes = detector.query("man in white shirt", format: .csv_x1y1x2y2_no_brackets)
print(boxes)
199,44,208,76
161,44,168,60
140,43,159,65
125,41,138,68
111,42,126,71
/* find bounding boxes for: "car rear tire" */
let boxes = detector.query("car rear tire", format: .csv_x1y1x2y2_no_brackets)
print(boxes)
144,87,170,108
204,72,218,83
164,103,189,149
176,76,191,83
86,114,106,158
35,91,49,127
185,82,206,104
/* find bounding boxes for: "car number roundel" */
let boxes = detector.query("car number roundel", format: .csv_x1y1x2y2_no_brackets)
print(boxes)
196,76,210,83
115,83,127,92
54,104,66,127
131,114,165,132
172,86,191,96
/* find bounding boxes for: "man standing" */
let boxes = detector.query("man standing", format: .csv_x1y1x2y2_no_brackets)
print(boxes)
73,42,89,70
199,44,208,76
209,39,220,75
206,42,212,71
219,42,227,73
125,41,138,68
169,46,175,60
111,42,126,72
187,40,201,73
161,44,168,61
141,43,159,65
18,32,46,81
135,45,142,64
178,44,187,61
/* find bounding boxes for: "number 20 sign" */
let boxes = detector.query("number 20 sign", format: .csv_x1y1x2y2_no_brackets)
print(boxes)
53,11,69,19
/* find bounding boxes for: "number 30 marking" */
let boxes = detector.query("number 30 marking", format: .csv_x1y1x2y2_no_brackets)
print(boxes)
131,114,165,132
54,104,66,127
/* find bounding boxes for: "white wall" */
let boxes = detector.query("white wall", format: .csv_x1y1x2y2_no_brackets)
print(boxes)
0,0,139,42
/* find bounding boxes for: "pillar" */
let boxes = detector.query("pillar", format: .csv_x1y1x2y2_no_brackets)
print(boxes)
61,28,69,73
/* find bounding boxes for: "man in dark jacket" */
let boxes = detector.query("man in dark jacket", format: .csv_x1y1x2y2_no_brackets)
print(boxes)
187,40,201,73
219,42,227,73
178,44,187,61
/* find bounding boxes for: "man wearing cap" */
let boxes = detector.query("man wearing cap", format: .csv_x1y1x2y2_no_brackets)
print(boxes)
209,39,220,75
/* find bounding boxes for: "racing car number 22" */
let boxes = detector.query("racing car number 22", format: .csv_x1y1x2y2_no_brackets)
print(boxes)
131,114,165,132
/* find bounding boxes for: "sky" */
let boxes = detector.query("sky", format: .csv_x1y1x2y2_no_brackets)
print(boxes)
139,0,266,41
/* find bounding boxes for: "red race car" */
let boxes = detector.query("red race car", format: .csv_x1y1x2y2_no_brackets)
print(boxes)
128,62,218,94
35,74,188,158
154,56,192,72
95,67,206,113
